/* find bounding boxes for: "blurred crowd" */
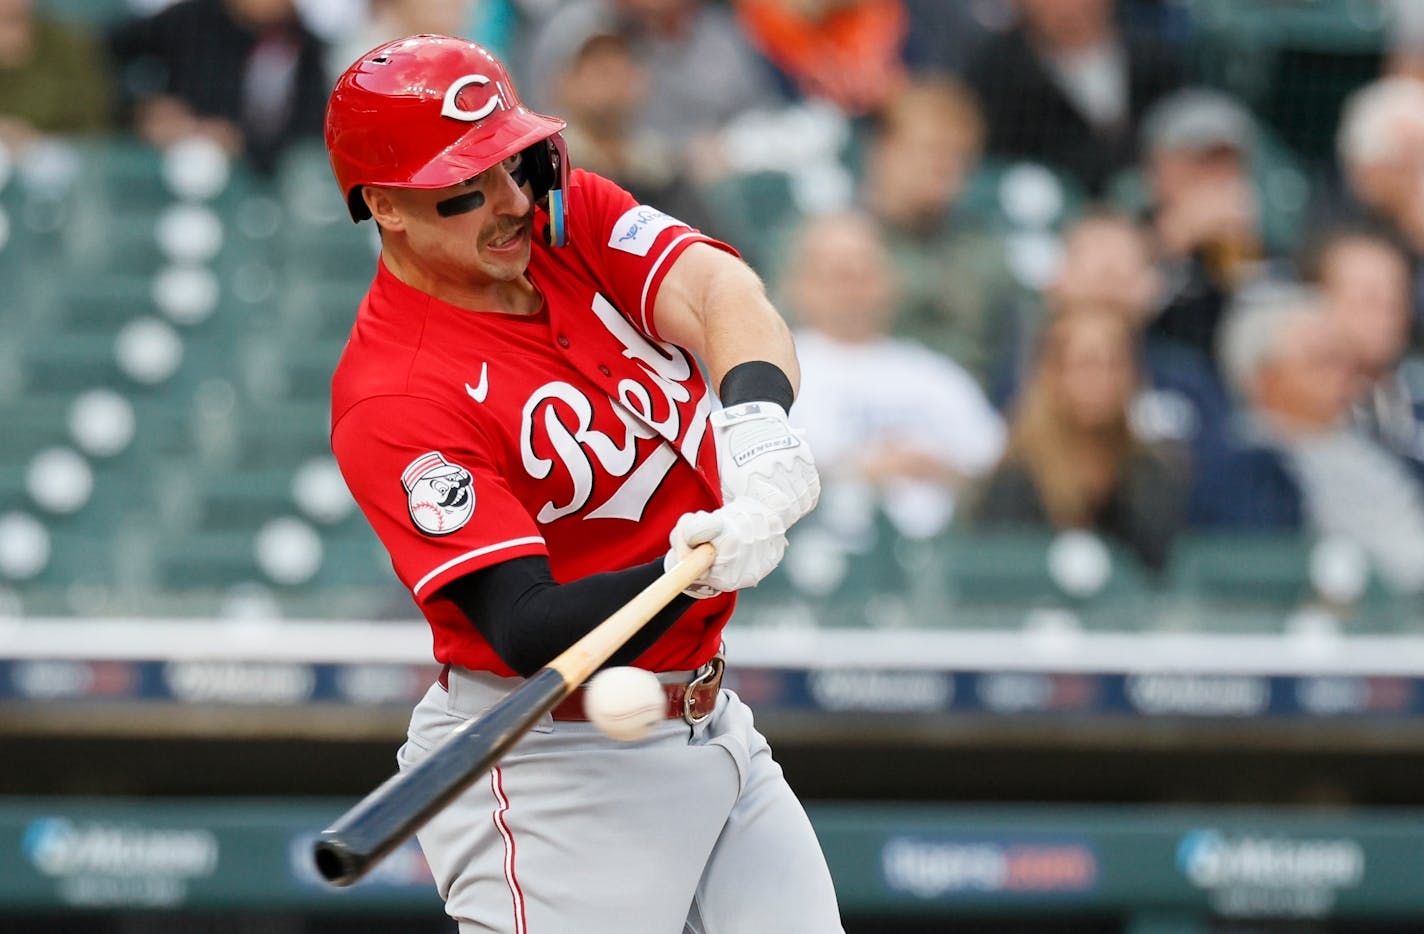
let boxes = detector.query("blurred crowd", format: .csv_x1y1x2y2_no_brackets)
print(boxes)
6,0,1424,596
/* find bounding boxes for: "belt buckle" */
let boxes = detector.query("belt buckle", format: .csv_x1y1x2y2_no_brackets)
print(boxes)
682,655,724,725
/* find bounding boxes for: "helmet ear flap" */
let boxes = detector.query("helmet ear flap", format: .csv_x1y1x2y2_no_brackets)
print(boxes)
526,134,570,247
520,140,557,202
348,186,372,222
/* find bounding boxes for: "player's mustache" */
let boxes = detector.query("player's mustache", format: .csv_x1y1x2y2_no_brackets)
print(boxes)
486,214,534,244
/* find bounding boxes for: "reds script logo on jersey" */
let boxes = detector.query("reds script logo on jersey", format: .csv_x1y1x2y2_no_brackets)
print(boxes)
403,452,476,535
518,293,710,525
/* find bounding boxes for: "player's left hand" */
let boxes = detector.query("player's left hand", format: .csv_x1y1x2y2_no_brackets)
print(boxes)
711,402,820,530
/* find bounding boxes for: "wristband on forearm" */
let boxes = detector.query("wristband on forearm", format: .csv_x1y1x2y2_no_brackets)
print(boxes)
718,360,795,411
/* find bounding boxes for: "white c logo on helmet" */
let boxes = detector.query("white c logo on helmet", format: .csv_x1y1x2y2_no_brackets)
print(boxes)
441,74,501,122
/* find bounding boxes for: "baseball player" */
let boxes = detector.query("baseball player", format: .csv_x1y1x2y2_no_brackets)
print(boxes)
324,35,841,933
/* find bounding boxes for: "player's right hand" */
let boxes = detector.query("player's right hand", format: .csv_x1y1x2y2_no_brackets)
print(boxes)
665,498,788,598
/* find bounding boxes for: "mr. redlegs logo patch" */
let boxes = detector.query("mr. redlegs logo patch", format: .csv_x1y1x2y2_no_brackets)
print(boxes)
402,452,475,536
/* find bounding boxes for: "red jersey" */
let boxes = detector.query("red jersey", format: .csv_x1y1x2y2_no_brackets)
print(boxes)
331,170,735,675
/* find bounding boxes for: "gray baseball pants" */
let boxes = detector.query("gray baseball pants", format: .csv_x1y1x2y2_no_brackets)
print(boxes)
398,668,844,933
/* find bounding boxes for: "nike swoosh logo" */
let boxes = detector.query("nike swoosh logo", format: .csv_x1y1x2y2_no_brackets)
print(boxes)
465,362,489,403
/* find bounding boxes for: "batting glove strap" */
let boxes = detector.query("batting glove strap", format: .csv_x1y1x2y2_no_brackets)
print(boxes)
711,402,821,531
665,498,788,598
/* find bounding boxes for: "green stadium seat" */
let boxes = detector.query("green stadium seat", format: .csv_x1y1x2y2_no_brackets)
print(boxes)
1168,531,1314,614
941,528,1060,608
698,171,800,275
188,466,299,533
57,274,153,335
38,0,133,26
227,400,332,470
272,339,347,402
276,276,367,342
150,529,264,591
957,159,1088,234
939,527,1158,631
16,513,119,593
311,525,396,589
14,336,126,395
60,208,168,275
71,139,170,215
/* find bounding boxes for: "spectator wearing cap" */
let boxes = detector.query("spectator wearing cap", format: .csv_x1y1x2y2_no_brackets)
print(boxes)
1138,87,1268,367
1211,284,1424,592
549,24,719,236
108,0,329,173
966,0,1182,195
858,76,1024,380
1331,77,1424,329
1305,224,1424,481
522,0,780,153
0,0,112,150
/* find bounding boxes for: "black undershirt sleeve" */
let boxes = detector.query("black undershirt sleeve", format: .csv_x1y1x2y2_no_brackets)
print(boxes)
440,556,696,677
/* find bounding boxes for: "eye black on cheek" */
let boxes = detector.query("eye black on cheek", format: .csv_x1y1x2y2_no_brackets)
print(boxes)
436,190,486,217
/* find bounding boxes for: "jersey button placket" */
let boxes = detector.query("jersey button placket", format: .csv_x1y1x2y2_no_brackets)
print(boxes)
598,365,612,377
557,334,570,348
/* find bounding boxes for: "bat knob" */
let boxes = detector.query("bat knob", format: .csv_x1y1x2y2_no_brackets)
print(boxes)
313,833,365,886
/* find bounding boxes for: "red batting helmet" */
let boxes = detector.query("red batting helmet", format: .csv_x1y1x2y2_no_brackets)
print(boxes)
325,35,570,245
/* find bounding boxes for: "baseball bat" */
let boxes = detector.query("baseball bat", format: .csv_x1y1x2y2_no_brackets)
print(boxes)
311,542,716,887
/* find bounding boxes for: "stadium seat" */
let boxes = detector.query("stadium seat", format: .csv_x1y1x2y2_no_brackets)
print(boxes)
150,529,266,591
1167,531,1314,620
70,139,170,216
36,0,133,26
226,400,333,470
276,276,368,342
271,339,347,402
16,336,129,394
188,466,302,533
957,158,1088,234
56,274,154,335
312,524,395,589
940,527,1157,631
698,171,800,275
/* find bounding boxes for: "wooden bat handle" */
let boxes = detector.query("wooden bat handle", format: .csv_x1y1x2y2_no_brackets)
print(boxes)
546,542,715,689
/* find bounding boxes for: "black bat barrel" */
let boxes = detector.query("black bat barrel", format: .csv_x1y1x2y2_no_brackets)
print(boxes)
313,667,569,886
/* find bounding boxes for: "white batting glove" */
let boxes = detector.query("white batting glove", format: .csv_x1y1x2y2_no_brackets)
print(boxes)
711,401,820,531
665,498,788,598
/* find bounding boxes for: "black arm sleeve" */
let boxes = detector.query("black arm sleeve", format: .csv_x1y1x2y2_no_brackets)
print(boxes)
440,556,695,677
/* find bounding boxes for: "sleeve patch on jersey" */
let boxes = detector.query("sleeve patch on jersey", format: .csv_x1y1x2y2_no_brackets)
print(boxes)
608,205,685,257
401,451,475,536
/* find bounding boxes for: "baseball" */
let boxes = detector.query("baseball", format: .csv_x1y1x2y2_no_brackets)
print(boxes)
584,667,665,742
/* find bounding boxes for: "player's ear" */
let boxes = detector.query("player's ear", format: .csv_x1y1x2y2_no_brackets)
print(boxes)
363,186,406,232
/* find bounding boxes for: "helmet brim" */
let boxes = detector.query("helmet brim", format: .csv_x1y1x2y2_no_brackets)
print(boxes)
346,107,566,221
407,108,567,190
